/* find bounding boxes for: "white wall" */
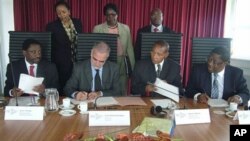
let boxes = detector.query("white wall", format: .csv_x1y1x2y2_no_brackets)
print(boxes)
0,0,14,95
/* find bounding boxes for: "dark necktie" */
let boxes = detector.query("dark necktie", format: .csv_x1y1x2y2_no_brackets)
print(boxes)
156,64,161,77
95,69,102,91
211,73,219,99
29,65,35,76
153,28,159,32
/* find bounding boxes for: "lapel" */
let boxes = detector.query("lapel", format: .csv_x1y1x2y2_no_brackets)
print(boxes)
223,65,230,93
36,61,45,77
102,62,110,85
85,60,93,88
148,61,157,82
20,59,29,74
160,59,169,78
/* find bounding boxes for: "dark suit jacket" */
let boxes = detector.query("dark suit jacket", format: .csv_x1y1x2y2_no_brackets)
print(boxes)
64,59,121,97
185,63,250,105
46,18,82,93
4,59,59,97
134,25,175,60
131,58,184,96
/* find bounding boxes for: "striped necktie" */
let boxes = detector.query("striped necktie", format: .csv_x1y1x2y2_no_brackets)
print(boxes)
211,73,219,99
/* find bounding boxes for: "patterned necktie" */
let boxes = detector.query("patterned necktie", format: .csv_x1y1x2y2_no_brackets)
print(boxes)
95,69,102,91
29,65,35,76
153,28,159,32
211,73,219,99
156,64,161,77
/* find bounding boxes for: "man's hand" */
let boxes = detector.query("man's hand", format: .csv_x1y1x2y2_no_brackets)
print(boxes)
75,91,88,101
33,84,45,95
88,91,101,100
11,87,23,97
228,95,241,104
145,84,156,93
197,93,209,104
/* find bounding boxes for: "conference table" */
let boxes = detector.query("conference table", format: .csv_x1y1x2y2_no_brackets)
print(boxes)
0,97,238,141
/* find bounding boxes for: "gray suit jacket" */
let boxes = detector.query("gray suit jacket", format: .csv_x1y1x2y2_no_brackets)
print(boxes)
64,59,121,97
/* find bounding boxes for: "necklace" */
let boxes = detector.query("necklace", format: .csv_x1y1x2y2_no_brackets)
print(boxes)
108,23,118,29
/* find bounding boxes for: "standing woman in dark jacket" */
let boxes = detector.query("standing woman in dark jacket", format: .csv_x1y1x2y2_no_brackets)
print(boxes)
46,1,82,95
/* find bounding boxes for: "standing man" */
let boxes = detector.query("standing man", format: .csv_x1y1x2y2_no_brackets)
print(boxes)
93,3,135,96
132,40,183,96
64,41,121,101
135,8,175,60
4,39,59,97
186,47,249,105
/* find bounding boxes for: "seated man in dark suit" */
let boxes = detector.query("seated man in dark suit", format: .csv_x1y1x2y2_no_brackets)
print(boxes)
64,41,121,101
131,40,184,97
4,39,59,97
186,47,249,105
135,8,175,60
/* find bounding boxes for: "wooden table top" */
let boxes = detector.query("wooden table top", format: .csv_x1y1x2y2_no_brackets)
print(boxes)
0,97,238,141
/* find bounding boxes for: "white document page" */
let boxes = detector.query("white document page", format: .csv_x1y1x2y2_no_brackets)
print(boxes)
95,97,119,107
18,73,44,95
8,96,40,106
153,78,179,102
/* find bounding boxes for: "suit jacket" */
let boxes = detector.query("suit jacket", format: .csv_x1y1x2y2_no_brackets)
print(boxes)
64,59,121,97
131,58,184,96
135,25,175,60
185,63,250,105
4,59,59,97
93,22,135,72
46,18,82,93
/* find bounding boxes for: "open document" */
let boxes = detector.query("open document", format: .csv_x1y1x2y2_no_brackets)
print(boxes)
18,73,44,96
153,78,179,102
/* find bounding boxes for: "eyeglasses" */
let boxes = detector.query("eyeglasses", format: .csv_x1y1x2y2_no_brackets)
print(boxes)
92,56,105,63
207,57,224,66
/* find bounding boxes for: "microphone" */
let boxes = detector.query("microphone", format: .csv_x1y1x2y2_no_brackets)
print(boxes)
8,53,18,106
147,81,187,109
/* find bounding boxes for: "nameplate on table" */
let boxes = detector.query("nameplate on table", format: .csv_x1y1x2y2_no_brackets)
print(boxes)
89,111,130,126
174,109,211,125
237,111,250,125
4,106,44,120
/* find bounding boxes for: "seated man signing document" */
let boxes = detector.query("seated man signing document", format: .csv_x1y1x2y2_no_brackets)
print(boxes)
185,47,249,105
4,39,59,97
64,41,121,100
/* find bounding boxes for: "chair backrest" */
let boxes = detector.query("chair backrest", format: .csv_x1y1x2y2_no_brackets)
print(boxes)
192,37,231,65
140,33,182,63
9,31,52,62
76,33,118,62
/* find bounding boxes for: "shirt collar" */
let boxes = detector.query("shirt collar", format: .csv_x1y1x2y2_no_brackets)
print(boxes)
151,24,163,32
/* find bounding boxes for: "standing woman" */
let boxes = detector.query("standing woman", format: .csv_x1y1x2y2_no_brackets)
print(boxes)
93,3,135,96
46,1,82,95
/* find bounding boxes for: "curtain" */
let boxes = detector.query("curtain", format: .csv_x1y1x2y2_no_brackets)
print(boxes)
14,0,226,86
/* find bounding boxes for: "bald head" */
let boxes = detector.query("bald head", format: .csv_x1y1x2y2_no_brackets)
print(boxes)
150,8,163,27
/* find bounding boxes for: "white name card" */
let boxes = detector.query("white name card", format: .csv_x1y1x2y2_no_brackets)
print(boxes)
4,106,44,120
89,111,130,126
174,109,211,125
237,111,250,125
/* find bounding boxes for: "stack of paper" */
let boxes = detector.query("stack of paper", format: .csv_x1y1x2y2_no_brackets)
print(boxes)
133,117,175,137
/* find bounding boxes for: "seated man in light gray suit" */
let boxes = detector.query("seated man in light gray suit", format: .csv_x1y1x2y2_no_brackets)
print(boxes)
64,41,121,100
